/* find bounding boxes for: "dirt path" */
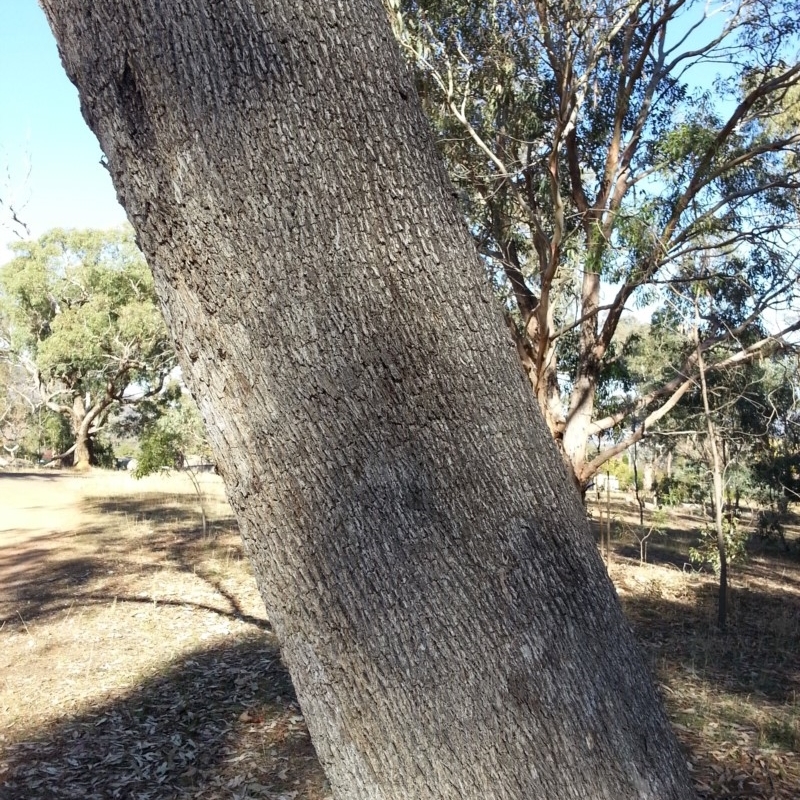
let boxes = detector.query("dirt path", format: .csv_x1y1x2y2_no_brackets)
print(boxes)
0,470,330,800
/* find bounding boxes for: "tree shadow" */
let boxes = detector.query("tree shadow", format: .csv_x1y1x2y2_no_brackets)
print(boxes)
625,580,800,705
0,471,73,482
603,518,800,706
614,540,694,569
615,559,800,795
79,493,239,544
1,494,264,632
0,634,329,800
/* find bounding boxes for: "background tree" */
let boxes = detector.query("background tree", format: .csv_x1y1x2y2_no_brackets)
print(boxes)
41,0,696,797
692,293,730,629
388,0,800,488
617,268,800,625
749,356,800,546
0,358,35,464
0,227,176,468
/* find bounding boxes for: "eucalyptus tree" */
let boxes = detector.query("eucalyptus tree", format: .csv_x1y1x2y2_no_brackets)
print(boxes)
624,260,800,627
750,355,800,502
0,227,175,467
40,0,695,797
388,0,800,487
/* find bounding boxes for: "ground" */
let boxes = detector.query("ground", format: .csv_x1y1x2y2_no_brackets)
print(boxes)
0,471,327,800
0,472,798,799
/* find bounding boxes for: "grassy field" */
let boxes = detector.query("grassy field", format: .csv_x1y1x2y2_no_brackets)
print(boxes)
1,472,798,798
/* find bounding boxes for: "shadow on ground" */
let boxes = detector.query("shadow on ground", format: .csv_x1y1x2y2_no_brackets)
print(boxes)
623,578,800,797
0,471,74,482
0,634,329,800
627,580,800,704
598,517,800,706
1,493,264,631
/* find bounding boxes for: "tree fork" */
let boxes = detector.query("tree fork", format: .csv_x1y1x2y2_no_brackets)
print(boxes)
41,1,696,798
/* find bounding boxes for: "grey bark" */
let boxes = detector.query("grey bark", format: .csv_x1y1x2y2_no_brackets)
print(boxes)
41,1,697,798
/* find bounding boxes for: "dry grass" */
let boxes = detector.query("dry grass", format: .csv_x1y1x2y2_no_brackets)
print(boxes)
591,494,800,798
0,474,798,798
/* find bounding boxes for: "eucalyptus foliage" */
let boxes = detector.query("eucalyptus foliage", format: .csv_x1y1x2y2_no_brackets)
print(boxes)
390,0,800,484
0,227,175,466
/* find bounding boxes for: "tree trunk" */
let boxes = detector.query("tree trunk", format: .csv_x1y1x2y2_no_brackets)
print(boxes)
562,271,601,484
711,451,728,630
41,2,696,798
70,393,113,469
71,394,93,469
694,313,727,630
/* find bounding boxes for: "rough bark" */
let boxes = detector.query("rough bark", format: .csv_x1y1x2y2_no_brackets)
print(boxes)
41,2,697,798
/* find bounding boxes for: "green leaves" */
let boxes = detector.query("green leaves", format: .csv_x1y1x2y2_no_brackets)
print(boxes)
0,227,177,465
0,227,171,392
393,0,800,482
657,118,719,174
135,392,210,478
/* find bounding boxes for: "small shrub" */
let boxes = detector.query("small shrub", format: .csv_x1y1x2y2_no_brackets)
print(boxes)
622,508,668,564
93,437,116,469
689,516,749,574
753,496,792,552
655,474,707,507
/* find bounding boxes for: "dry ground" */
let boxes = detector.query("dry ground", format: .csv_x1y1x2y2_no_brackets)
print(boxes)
591,496,800,798
0,471,327,800
0,473,798,798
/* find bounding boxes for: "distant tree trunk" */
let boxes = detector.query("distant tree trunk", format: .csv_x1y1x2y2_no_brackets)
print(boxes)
632,426,646,527
694,302,727,630
70,394,112,469
42,2,696,798
710,441,728,629
644,463,654,494
71,395,93,469
562,273,600,482
72,432,92,469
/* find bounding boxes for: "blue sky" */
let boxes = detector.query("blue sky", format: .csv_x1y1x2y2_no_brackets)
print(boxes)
0,1,127,260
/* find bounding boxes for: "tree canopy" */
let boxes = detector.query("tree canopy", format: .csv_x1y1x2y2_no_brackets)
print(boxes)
0,227,175,467
389,0,800,486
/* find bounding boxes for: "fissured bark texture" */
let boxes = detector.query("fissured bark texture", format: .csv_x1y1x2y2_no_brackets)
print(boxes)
41,2,696,798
